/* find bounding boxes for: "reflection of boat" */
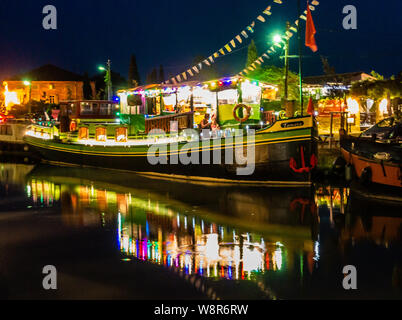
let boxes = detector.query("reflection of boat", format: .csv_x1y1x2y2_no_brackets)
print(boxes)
24,78,318,185
25,164,319,299
340,118,402,188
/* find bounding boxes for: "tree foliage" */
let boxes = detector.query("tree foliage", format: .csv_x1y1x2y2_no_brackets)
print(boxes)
350,77,402,99
128,54,141,87
246,40,259,69
248,65,299,100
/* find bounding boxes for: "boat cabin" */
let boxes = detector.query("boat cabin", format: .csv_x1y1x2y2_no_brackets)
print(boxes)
117,76,278,134
58,100,120,132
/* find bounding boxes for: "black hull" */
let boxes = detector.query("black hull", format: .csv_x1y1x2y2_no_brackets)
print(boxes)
27,137,317,184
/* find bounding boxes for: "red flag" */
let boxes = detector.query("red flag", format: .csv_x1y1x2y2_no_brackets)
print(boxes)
307,96,315,115
305,2,318,52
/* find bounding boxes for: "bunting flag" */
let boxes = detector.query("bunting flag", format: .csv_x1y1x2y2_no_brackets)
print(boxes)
236,0,320,76
305,1,318,52
168,0,290,83
182,72,187,80
224,44,232,53
171,78,177,84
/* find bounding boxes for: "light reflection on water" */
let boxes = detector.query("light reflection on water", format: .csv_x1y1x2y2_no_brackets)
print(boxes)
1,162,402,299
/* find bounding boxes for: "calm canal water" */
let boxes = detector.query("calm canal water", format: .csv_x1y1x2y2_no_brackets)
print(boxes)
0,160,401,299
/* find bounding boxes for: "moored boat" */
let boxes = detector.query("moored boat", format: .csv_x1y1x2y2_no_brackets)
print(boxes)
340,117,402,188
24,77,318,185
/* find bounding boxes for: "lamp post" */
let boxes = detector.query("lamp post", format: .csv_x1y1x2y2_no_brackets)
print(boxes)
23,80,31,114
99,59,112,101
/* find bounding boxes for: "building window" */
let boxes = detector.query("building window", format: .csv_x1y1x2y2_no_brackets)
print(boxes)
96,127,107,142
49,84,55,90
78,127,89,140
49,96,55,104
115,127,128,142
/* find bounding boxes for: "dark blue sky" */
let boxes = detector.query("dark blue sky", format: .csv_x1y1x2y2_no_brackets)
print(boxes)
0,0,401,82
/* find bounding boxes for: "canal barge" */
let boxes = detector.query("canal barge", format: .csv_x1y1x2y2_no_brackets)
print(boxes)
24,77,318,185
340,117,402,188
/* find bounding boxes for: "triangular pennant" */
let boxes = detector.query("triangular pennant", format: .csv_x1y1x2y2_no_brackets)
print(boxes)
224,44,232,53
213,52,219,58
176,75,181,82
263,53,269,58
263,6,272,15
204,59,211,67
219,48,225,55
295,19,299,26
230,39,236,48
311,0,320,5
255,60,262,65
171,78,177,84
192,66,199,73
290,26,297,32
241,30,248,38
198,63,202,70
247,26,254,33
248,66,254,71
251,63,257,69
250,21,255,28
273,0,282,3
309,5,315,11
257,15,266,23
208,56,214,62
258,57,264,63
188,69,194,77
300,15,307,21
235,35,242,43
182,72,187,81
274,42,282,48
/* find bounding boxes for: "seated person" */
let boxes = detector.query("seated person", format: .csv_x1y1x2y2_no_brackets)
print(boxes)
199,113,211,130
211,114,220,131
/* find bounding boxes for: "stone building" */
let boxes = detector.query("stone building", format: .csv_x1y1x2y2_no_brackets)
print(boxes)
2,64,86,108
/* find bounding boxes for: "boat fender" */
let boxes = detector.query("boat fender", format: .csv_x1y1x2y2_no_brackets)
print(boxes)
233,104,251,123
359,166,372,185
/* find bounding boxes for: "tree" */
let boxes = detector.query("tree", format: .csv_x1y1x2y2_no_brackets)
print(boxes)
246,40,259,69
249,65,299,101
128,54,141,87
159,65,165,83
320,56,335,75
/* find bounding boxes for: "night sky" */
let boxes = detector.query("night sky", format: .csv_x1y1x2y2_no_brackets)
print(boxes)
0,0,401,82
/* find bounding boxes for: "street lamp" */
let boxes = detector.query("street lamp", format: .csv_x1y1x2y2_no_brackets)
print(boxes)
98,60,112,101
273,34,282,44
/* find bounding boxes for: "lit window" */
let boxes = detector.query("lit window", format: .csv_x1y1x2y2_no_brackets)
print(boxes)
79,127,89,140
115,127,127,142
96,127,107,142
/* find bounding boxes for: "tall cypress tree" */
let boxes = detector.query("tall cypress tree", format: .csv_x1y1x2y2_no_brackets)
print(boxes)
128,54,141,87
246,40,259,68
158,65,165,83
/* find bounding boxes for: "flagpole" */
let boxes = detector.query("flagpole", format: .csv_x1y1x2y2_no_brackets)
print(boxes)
298,0,304,116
